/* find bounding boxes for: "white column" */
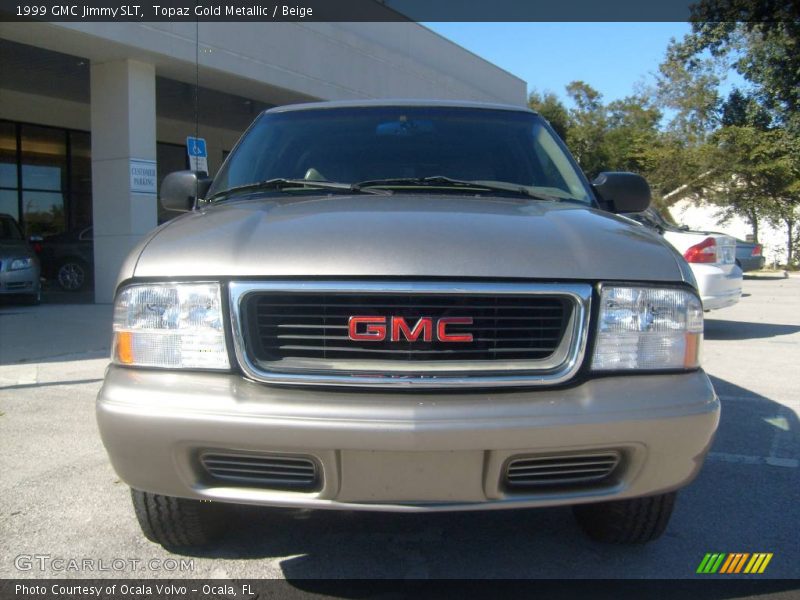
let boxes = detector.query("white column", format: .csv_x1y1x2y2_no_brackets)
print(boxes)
90,59,157,303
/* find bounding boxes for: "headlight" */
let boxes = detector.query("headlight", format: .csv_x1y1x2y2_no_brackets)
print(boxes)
112,283,230,370
591,286,702,371
10,257,33,270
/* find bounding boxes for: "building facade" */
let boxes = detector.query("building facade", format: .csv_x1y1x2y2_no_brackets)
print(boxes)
0,22,526,301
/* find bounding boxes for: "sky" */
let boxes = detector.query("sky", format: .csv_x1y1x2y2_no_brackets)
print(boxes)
424,23,694,106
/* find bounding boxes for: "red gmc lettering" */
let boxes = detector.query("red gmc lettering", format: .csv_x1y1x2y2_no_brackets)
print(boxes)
437,317,474,342
348,316,473,343
348,316,386,341
391,316,433,342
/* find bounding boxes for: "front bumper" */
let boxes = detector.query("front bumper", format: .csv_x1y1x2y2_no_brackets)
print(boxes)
0,265,40,296
738,256,766,273
97,367,719,511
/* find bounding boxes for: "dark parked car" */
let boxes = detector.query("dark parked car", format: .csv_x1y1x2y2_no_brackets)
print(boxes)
39,226,93,291
732,238,765,272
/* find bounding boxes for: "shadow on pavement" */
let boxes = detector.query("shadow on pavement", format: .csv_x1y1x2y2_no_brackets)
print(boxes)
743,274,788,281
158,376,799,581
704,319,800,341
284,580,798,599
0,301,111,365
0,290,93,307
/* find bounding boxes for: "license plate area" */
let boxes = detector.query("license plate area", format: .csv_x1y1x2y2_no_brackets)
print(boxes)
719,245,736,264
336,450,486,503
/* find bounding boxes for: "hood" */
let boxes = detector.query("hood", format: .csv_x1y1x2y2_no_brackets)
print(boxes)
131,194,688,283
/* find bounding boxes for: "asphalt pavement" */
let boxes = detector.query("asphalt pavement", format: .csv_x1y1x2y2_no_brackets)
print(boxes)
0,277,798,581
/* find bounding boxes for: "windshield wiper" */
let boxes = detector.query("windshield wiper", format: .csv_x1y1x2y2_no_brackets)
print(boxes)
352,176,565,202
208,178,392,202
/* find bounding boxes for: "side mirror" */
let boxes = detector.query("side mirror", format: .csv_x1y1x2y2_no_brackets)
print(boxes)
160,170,212,212
592,172,651,213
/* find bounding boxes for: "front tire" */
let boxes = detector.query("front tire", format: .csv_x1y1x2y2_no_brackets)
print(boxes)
572,492,677,544
131,488,225,548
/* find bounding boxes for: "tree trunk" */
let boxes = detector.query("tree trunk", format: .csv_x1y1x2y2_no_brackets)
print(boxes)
787,217,794,267
748,209,759,243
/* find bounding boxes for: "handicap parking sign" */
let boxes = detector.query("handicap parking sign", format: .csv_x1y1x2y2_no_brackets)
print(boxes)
186,136,208,173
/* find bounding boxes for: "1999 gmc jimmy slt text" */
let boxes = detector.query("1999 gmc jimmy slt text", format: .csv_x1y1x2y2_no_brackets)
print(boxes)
96,101,720,548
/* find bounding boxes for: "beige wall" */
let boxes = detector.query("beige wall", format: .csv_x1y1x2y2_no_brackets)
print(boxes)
0,88,90,130
0,22,527,107
0,87,242,176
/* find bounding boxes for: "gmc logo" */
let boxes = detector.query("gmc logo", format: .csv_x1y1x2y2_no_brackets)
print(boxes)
348,316,474,343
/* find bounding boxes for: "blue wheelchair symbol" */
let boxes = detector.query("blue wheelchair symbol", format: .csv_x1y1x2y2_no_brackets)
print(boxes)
186,137,207,158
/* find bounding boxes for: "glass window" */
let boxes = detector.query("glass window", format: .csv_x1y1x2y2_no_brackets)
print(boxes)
0,189,19,221
0,214,24,240
209,107,593,204
0,121,17,189
68,193,91,233
69,131,92,195
0,121,93,237
22,190,65,237
69,131,92,232
21,125,66,191
0,164,16,189
20,125,67,237
0,121,19,222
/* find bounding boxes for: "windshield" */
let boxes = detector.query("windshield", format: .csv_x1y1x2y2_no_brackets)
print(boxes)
208,107,594,204
0,216,24,241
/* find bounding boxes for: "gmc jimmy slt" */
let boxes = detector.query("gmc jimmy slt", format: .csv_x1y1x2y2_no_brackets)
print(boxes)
96,100,720,547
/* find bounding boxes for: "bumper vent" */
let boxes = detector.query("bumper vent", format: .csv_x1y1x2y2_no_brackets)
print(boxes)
200,452,321,491
504,451,621,490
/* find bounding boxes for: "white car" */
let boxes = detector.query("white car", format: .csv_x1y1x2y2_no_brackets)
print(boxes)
625,209,742,311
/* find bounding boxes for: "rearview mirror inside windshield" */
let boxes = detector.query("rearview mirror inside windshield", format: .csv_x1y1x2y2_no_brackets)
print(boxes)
376,118,435,136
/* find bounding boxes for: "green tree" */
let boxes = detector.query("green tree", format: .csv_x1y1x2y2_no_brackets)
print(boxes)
604,95,662,174
685,9,800,131
720,88,772,129
765,130,800,266
530,84,693,203
666,8,800,264
564,81,609,178
706,126,773,243
527,90,569,140
655,38,722,141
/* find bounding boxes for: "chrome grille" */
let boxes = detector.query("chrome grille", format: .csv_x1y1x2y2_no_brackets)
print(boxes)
200,452,320,491
229,282,592,388
504,451,621,490
246,293,569,362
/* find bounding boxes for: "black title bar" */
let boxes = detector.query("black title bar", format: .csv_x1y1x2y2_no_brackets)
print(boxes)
2,0,717,23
